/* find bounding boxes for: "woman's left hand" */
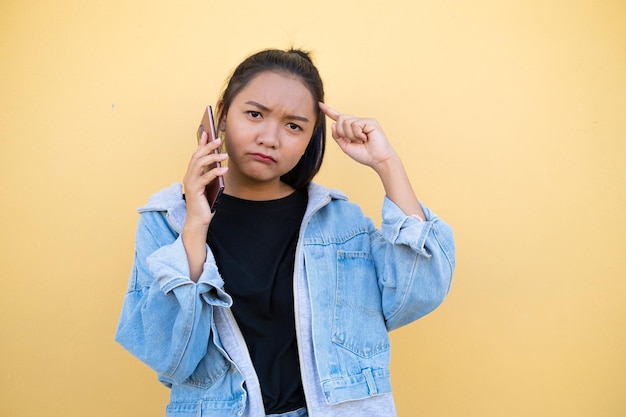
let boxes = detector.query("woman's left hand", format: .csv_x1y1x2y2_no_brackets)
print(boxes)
319,102,397,172
319,102,425,219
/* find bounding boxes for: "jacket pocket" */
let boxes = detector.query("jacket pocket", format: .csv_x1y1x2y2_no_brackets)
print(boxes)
332,251,390,358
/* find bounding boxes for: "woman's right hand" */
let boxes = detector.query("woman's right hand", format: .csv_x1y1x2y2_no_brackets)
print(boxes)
182,131,228,228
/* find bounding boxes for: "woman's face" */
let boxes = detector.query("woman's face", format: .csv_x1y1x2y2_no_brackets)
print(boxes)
221,71,317,194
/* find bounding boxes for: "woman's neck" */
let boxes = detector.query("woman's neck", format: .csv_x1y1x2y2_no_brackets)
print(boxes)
223,173,295,201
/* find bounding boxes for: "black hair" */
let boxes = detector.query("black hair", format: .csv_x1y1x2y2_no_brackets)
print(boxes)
217,48,326,190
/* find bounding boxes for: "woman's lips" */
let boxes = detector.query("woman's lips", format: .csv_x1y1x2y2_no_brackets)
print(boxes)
251,153,276,163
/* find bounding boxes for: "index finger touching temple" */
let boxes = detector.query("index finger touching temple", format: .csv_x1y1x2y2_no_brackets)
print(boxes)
319,102,341,121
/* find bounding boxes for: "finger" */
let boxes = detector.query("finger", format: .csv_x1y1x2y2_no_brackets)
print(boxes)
189,145,226,176
206,136,222,151
350,121,369,142
330,123,340,141
198,152,228,175
319,102,341,121
201,166,229,185
196,137,222,157
198,130,209,146
337,117,365,142
333,114,354,139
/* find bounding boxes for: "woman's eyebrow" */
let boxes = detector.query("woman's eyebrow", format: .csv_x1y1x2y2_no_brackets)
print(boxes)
245,100,310,123
245,100,270,112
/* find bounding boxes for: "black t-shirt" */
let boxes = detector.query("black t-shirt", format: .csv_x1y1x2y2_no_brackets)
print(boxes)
207,189,308,414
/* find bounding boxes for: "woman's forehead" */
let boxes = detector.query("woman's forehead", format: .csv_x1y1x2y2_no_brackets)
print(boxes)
234,71,316,115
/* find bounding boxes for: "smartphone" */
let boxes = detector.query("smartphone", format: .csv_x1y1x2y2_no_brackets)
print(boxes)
197,105,225,212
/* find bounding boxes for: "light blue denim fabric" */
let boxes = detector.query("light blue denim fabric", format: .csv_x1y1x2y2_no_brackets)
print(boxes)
115,183,455,417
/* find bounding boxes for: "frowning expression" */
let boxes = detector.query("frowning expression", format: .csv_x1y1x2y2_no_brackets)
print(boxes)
221,71,317,191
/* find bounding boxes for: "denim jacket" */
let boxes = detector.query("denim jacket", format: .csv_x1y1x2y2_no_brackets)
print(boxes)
116,183,455,417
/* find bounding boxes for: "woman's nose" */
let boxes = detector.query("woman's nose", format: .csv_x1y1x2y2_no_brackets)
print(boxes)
256,122,279,148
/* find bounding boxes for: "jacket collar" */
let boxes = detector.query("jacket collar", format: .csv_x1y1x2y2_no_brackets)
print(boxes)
137,182,348,233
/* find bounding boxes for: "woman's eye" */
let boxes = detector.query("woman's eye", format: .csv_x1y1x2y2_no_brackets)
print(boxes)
248,111,262,118
287,122,301,131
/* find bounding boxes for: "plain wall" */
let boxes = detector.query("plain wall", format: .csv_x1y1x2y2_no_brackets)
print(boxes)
1,0,624,416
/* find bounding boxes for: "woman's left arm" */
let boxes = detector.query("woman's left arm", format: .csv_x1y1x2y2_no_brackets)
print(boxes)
320,103,454,329
319,102,426,220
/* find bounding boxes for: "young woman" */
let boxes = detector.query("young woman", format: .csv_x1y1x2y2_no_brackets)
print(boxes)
116,48,455,417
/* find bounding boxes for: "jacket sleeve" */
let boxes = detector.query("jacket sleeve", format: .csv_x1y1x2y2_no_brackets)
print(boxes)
115,211,232,386
373,197,455,331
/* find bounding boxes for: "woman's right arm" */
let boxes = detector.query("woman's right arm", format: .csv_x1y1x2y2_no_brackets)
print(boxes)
115,210,232,385
182,132,228,282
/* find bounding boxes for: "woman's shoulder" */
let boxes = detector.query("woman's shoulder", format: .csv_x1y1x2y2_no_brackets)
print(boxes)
307,182,351,206
137,183,184,213
135,183,187,234
307,183,371,226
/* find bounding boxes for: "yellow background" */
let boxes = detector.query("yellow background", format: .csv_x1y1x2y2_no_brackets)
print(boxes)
1,0,624,416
